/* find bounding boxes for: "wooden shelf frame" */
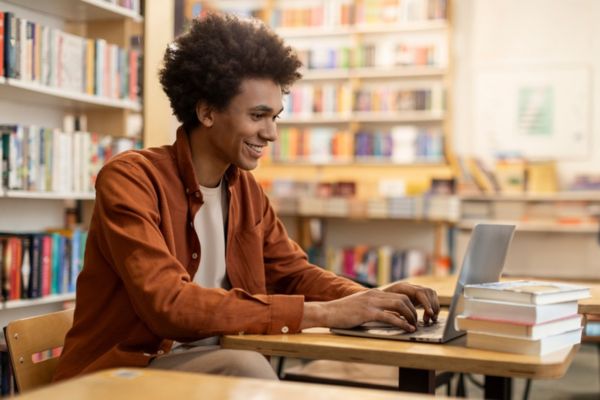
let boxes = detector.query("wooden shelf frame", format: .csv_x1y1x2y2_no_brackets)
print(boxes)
6,0,143,22
2,293,76,309
0,78,142,112
301,66,447,81
0,190,95,201
275,19,448,38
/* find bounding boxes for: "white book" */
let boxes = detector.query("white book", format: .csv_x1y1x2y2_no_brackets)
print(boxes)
456,314,582,340
466,328,582,356
59,32,85,94
464,280,590,305
462,297,579,324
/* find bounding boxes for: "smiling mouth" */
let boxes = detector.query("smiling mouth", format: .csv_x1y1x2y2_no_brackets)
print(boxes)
245,142,265,157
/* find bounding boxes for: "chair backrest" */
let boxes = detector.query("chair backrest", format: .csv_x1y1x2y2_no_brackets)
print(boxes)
4,308,74,392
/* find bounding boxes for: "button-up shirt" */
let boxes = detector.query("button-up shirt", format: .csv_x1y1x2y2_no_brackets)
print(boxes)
53,127,365,381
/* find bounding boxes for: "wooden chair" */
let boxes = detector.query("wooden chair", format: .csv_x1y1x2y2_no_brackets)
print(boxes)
4,308,74,393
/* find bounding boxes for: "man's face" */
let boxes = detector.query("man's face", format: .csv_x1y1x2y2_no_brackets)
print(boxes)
208,78,283,171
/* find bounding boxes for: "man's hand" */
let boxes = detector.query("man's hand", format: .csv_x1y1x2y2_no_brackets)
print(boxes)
381,282,440,325
300,284,440,331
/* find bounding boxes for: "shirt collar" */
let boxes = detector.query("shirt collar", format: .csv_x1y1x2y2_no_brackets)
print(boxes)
174,126,240,193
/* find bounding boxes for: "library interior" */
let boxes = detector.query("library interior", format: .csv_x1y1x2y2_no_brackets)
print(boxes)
0,0,599,399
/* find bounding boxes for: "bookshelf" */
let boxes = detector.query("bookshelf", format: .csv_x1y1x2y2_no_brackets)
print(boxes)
457,193,600,280
0,0,144,325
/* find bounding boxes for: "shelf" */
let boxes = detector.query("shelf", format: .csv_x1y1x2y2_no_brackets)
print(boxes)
0,79,142,112
301,66,446,81
279,115,352,124
279,111,444,124
352,111,444,123
1,190,95,200
8,0,143,22
458,220,600,233
276,20,448,38
2,293,76,309
460,192,600,202
279,211,455,223
267,160,446,167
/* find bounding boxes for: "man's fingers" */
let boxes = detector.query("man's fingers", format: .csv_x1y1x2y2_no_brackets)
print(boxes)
379,311,416,332
372,292,418,326
415,290,440,323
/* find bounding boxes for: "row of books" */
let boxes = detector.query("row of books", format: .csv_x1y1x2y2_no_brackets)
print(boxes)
270,194,460,222
354,86,443,112
0,123,138,193
461,198,600,226
325,245,429,286
267,127,353,163
267,126,443,164
281,84,443,115
296,41,444,70
0,11,141,101
457,157,563,196
268,0,447,28
0,229,87,302
457,280,589,355
354,127,443,163
282,83,352,115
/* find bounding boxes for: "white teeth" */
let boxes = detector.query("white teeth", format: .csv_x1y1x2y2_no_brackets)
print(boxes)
246,143,263,151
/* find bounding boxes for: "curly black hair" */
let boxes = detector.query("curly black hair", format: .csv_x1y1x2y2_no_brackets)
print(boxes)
159,13,302,131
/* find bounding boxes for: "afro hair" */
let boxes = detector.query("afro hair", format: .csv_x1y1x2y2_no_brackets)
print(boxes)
159,13,302,131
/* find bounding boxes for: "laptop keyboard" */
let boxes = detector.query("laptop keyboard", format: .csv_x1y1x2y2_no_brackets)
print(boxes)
361,316,447,335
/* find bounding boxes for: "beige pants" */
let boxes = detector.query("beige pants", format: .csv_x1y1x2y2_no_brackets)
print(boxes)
148,345,278,380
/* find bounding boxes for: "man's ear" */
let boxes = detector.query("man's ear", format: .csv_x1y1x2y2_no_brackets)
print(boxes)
196,102,214,127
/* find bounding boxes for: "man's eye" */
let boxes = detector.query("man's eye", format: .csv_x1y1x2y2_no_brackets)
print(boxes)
251,113,264,120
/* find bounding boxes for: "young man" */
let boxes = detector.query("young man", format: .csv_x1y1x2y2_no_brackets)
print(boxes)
54,13,439,381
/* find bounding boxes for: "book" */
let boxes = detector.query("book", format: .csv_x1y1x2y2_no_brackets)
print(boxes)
464,280,590,305
456,314,582,340
466,328,582,355
462,297,579,324
0,11,4,78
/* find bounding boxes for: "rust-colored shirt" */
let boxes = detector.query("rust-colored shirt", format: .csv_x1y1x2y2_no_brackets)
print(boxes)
53,128,364,381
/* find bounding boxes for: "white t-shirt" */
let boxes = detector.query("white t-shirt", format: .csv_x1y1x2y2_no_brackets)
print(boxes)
193,181,228,289
173,180,228,350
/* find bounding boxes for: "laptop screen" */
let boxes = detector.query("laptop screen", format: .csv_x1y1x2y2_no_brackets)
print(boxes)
441,223,516,341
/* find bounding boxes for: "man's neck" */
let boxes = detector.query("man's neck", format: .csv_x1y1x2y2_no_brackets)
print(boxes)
188,127,228,188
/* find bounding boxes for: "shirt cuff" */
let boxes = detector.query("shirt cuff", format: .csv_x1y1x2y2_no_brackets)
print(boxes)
268,294,304,334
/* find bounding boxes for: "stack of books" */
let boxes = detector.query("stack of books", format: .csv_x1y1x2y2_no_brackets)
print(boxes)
457,280,590,355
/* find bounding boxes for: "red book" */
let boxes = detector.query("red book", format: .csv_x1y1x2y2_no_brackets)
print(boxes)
129,49,138,101
8,237,22,300
41,234,52,296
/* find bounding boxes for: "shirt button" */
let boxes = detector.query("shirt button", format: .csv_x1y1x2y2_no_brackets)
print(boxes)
185,188,189,194
281,326,289,334
157,350,164,355
194,192,200,198
191,252,198,260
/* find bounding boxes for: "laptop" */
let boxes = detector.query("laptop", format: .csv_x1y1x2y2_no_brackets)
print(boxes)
330,223,516,343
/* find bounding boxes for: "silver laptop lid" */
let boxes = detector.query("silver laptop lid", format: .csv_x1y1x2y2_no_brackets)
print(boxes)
442,223,516,341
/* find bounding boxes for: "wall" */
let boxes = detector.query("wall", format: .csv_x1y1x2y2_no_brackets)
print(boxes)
452,0,600,187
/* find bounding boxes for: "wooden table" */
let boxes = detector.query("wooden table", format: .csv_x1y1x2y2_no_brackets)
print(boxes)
222,328,577,400
405,275,600,314
15,368,445,400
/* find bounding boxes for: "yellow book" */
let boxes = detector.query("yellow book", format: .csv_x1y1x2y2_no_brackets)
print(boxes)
526,160,558,193
86,39,95,95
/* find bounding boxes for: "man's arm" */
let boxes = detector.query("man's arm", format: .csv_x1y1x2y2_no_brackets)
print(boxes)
255,183,440,329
